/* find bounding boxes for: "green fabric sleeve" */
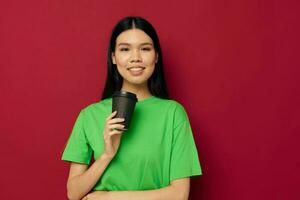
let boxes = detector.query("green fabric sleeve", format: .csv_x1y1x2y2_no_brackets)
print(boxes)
170,105,202,181
61,110,92,165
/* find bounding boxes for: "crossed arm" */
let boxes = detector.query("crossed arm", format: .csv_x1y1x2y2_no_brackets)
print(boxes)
84,178,190,200
66,155,190,200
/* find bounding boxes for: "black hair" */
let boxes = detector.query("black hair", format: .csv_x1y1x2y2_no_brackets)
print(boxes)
101,16,169,100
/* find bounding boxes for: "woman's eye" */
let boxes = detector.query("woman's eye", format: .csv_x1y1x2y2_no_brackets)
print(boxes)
120,48,129,51
142,47,151,51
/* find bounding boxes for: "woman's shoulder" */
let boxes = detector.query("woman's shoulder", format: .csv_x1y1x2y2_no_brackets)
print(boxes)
158,97,186,110
155,97,188,117
161,98,190,124
79,98,112,114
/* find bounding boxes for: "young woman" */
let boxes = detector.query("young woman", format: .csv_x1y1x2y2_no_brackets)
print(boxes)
61,16,202,200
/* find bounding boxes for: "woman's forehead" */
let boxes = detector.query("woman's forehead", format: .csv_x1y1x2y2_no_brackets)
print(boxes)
116,29,153,45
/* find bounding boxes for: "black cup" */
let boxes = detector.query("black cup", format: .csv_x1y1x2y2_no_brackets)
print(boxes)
112,91,137,131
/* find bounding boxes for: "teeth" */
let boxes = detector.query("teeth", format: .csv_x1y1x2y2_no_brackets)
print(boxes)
129,67,144,71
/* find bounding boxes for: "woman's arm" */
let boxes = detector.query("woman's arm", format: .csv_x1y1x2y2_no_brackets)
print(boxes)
66,112,126,200
85,178,190,200
66,153,113,200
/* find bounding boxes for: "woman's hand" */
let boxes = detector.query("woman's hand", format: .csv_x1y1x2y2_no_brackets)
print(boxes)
82,191,109,200
103,111,125,158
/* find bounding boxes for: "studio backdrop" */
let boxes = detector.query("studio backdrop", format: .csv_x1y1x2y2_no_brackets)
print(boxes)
0,0,299,199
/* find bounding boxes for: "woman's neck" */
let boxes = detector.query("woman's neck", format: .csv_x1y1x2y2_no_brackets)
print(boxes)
121,82,152,101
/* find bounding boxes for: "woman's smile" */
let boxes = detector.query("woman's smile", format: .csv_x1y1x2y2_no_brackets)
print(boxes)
128,66,146,76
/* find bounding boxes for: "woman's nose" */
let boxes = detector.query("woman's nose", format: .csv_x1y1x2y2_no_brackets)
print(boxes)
130,49,142,62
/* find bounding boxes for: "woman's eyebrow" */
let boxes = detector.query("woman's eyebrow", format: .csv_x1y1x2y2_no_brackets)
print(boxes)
117,42,153,46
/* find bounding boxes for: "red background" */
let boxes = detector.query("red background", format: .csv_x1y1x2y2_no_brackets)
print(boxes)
1,0,299,199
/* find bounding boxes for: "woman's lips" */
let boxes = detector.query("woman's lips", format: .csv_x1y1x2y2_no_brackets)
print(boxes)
128,67,145,76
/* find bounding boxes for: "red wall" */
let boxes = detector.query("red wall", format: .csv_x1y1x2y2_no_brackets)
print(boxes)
1,0,299,199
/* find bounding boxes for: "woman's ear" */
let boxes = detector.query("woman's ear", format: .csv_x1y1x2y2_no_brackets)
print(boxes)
155,53,158,63
111,52,116,64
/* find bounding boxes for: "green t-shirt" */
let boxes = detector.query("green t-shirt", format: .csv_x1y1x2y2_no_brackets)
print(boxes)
61,95,202,191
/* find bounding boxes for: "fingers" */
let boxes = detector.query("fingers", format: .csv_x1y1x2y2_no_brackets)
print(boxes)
108,118,125,125
106,111,117,121
106,111,125,125
104,111,126,137
109,123,125,130
106,111,123,121
109,130,123,136
104,129,122,139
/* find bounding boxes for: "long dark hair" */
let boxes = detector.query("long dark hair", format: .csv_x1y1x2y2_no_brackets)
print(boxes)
101,16,169,100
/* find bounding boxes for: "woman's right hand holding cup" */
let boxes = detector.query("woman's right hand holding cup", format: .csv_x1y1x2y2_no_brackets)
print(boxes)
103,111,125,158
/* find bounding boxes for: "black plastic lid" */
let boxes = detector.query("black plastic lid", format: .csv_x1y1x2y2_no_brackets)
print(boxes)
112,90,137,101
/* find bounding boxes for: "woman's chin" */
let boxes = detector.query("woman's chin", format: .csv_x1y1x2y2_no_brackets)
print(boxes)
124,78,148,86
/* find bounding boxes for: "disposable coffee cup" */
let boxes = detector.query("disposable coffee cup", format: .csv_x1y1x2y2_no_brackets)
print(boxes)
112,90,137,131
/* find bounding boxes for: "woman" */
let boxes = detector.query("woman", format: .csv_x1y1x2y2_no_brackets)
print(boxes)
62,16,202,200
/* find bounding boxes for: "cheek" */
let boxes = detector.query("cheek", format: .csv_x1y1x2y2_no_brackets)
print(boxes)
115,54,130,65
143,54,156,64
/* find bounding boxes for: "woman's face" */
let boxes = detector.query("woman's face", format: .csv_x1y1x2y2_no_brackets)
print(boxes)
112,28,158,86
